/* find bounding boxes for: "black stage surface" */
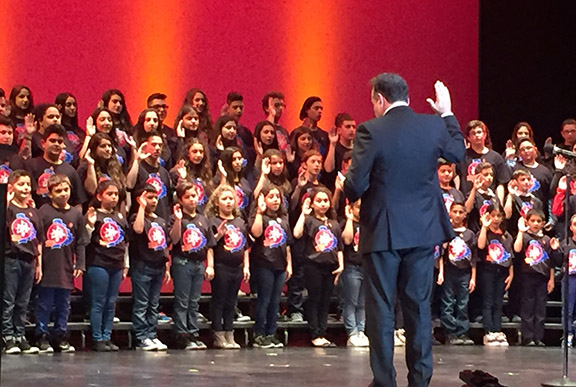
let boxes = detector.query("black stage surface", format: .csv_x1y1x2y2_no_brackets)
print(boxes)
1,346,575,386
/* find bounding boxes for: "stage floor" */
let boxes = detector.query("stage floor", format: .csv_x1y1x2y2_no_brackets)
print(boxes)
2,346,575,386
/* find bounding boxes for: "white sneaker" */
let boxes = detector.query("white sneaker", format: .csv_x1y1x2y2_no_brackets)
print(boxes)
358,332,370,347
483,332,494,346
152,338,168,351
394,330,405,347
347,333,361,347
137,338,157,351
496,332,509,347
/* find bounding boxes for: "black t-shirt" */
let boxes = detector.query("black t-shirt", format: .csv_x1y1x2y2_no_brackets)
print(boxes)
208,216,248,267
0,144,25,184
443,227,476,270
171,212,215,261
457,149,512,196
553,239,576,274
39,204,88,289
234,178,253,221
87,210,129,270
478,229,514,268
302,216,343,266
129,213,170,268
341,219,362,266
507,193,543,236
25,157,88,208
30,131,79,168
250,213,293,271
441,187,465,214
6,203,43,261
519,233,552,276
310,127,329,157
513,163,553,210
467,189,500,233
132,160,172,222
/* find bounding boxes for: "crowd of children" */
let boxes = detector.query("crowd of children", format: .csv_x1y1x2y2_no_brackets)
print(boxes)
1,85,576,354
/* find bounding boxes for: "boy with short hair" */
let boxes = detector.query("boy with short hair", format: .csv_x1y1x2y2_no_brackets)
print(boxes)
464,161,500,233
3,170,42,354
36,173,88,353
438,158,465,214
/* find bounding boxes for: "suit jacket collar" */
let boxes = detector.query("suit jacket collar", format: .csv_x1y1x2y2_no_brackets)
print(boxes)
384,101,410,115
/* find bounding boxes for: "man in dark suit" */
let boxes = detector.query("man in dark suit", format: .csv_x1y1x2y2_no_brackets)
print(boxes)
342,73,465,387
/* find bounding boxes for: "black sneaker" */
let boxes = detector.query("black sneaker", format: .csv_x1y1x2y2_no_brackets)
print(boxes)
253,335,274,348
37,334,54,353
267,335,284,348
93,340,110,352
58,340,76,353
105,341,119,351
4,338,21,354
17,337,39,354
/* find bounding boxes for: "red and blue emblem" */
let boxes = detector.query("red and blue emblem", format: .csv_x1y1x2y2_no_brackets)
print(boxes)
524,240,549,266
182,223,207,253
99,217,124,248
59,149,74,163
147,222,167,251
487,239,511,264
353,227,360,252
45,218,73,249
479,200,491,216
223,224,246,253
194,179,207,205
442,193,454,214
520,201,533,219
314,225,337,252
529,176,541,193
466,158,482,181
37,168,55,197
146,173,167,199
0,164,12,184
263,220,286,248
10,213,37,244
67,132,81,150
569,249,576,275
235,185,248,209
449,236,471,262
98,174,112,184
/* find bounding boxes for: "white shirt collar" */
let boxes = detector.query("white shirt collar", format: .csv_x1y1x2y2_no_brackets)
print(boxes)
384,101,409,115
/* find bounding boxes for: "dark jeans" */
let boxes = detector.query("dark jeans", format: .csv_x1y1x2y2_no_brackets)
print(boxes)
171,257,205,336
304,262,335,339
286,244,306,316
35,286,72,337
131,262,164,341
565,275,576,335
3,258,34,338
521,272,548,342
440,265,470,337
211,263,242,331
364,247,434,387
88,266,123,341
254,266,285,336
481,264,508,332
340,263,365,335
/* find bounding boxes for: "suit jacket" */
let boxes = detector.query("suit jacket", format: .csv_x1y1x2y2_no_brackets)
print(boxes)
343,106,465,253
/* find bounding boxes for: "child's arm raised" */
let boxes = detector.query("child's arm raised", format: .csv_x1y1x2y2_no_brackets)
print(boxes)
170,204,182,244
293,198,311,239
250,195,266,238
477,213,492,250
132,193,148,234
513,217,529,253
342,204,354,245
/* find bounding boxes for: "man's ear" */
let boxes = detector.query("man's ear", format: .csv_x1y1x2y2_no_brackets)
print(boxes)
41,139,46,150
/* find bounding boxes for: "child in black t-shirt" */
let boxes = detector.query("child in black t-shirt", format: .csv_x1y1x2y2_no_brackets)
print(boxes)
36,174,88,353
169,181,215,350
294,186,344,347
85,181,129,352
205,184,250,349
514,210,555,346
464,162,500,233
129,184,171,351
3,170,42,354
438,158,465,214
250,184,293,349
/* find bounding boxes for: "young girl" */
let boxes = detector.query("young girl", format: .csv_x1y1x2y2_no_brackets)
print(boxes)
169,181,215,350
183,88,213,138
217,147,253,221
253,149,291,202
101,89,133,135
170,105,208,157
253,121,279,162
514,210,555,346
132,108,172,169
250,184,293,348
85,181,129,351
170,138,213,214
54,92,84,154
205,185,250,349
477,203,514,346
293,187,344,347
8,85,34,131
287,126,315,181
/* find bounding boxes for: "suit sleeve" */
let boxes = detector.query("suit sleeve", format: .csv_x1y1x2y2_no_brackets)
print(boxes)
439,115,465,164
343,123,376,202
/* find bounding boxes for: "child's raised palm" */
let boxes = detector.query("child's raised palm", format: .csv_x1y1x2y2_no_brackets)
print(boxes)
261,158,271,175
480,213,492,228
517,217,529,233
257,194,266,214
173,204,183,220
86,207,97,227
302,198,312,215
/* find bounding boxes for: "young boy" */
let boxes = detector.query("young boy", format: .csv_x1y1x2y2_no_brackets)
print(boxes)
438,202,476,345
169,181,215,350
464,161,501,233
514,210,555,346
130,184,171,351
36,174,88,353
438,158,465,214
3,170,42,354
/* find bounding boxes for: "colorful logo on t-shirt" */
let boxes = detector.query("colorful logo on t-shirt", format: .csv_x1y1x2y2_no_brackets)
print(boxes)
443,193,454,214
182,223,207,253
524,240,549,266
99,217,124,248
67,132,80,148
98,174,112,184
263,220,286,248
194,179,207,205
146,173,167,199
449,236,471,262
116,154,124,165
314,225,337,253
147,222,167,251
486,239,511,264
223,224,246,253
59,149,73,163
235,185,248,210
520,201,533,219
569,249,576,275
37,168,55,197
466,158,482,181
10,213,37,244
479,200,491,216
115,129,128,147
0,164,12,184
353,227,360,252
45,218,73,249
434,245,441,260
529,176,541,193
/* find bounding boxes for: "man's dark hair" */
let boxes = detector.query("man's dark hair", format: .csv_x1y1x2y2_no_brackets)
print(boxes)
147,93,167,106
262,91,284,113
562,118,576,128
370,73,409,103
437,158,453,168
0,114,14,128
43,124,67,140
226,92,243,105
33,103,59,126
334,112,354,128
299,96,321,120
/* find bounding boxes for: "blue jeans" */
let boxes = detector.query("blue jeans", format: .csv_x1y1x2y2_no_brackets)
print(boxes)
131,262,164,341
254,266,285,336
88,266,123,341
3,258,35,338
564,275,576,335
440,265,470,337
171,257,205,336
481,264,508,332
340,263,365,336
35,286,72,337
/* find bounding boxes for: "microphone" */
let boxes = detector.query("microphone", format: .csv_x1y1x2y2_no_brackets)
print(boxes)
543,143,576,159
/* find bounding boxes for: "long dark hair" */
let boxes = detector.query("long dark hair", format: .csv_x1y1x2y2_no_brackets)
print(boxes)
219,146,245,186
261,149,290,194
308,186,336,220
174,137,213,188
213,114,238,148
133,108,161,146
254,120,279,152
9,85,34,121
88,133,126,192
102,89,132,133
260,182,287,217
90,107,119,148
183,88,212,135
55,92,79,131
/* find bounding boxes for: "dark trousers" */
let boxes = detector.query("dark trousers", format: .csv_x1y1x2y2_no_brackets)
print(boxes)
254,266,285,336
131,262,164,341
304,262,335,339
506,254,523,318
3,258,34,338
88,266,123,341
440,265,470,337
364,247,434,387
35,286,72,337
566,275,576,335
481,264,508,332
521,272,548,342
286,243,306,316
171,258,205,336
211,263,242,331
